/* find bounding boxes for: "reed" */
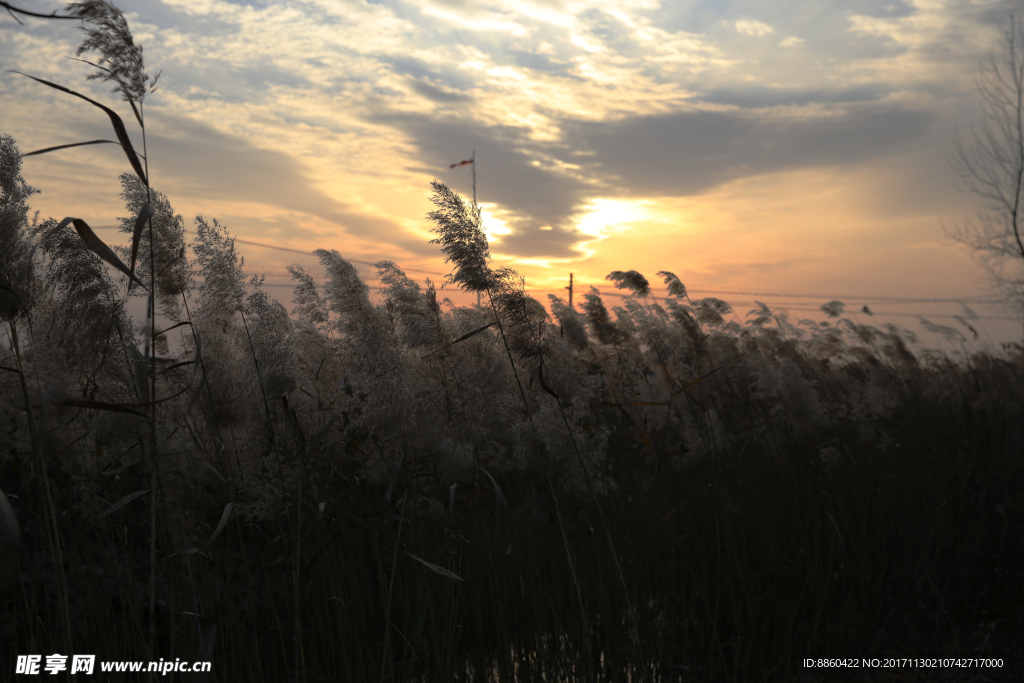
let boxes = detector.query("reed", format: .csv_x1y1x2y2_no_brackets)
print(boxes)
0,490,18,604
1,3,1023,681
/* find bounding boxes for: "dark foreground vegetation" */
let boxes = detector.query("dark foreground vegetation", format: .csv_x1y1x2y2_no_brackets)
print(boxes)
2,3,1023,681
3,158,1023,681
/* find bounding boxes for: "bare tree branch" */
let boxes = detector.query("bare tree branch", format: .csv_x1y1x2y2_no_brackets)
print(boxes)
947,12,1024,322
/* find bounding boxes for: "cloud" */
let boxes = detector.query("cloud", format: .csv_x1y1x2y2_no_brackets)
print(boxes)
0,0,1011,306
558,102,934,198
364,96,934,261
735,20,775,37
135,110,437,256
700,258,809,280
407,78,475,104
698,84,889,108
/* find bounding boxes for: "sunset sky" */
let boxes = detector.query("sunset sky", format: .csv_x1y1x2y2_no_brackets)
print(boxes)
3,0,1024,348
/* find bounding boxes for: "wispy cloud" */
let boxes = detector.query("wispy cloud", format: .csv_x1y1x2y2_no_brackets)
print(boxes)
734,19,774,37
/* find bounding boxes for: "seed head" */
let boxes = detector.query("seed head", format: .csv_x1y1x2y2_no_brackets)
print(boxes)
67,0,160,104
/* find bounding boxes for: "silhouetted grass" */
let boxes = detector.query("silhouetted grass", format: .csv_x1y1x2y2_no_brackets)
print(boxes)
2,4,1023,681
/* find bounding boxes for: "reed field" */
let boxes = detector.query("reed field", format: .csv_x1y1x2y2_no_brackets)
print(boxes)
1,2,1023,681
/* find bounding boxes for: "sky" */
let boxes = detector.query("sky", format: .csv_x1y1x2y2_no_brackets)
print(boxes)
3,0,1024,350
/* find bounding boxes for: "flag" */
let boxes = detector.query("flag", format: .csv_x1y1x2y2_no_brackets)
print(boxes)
449,159,473,169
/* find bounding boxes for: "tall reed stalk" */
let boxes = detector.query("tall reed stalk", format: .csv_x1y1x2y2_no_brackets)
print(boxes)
11,1,175,674
8,321,74,663
1,132,73,671
426,182,531,415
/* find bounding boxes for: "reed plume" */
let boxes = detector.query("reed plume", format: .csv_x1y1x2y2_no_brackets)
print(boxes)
374,260,443,350
0,134,39,322
656,270,688,299
693,297,732,327
426,181,531,411
605,270,651,297
191,216,247,324
32,217,135,378
426,180,493,293
580,286,629,346
67,0,160,106
114,174,189,317
547,293,589,350
287,263,330,329
318,249,372,317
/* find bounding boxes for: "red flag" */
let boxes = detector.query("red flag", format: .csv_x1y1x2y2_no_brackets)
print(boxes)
449,159,473,169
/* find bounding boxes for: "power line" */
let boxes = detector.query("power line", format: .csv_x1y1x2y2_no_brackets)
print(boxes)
227,241,1008,305
262,282,389,292
531,283,1001,305
90,226,1009,308
663,288,1002,305
233,238,315,257
234,239,449,278
90,226,451,278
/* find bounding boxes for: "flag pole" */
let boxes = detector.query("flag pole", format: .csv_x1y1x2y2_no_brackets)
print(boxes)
449,151,477,207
